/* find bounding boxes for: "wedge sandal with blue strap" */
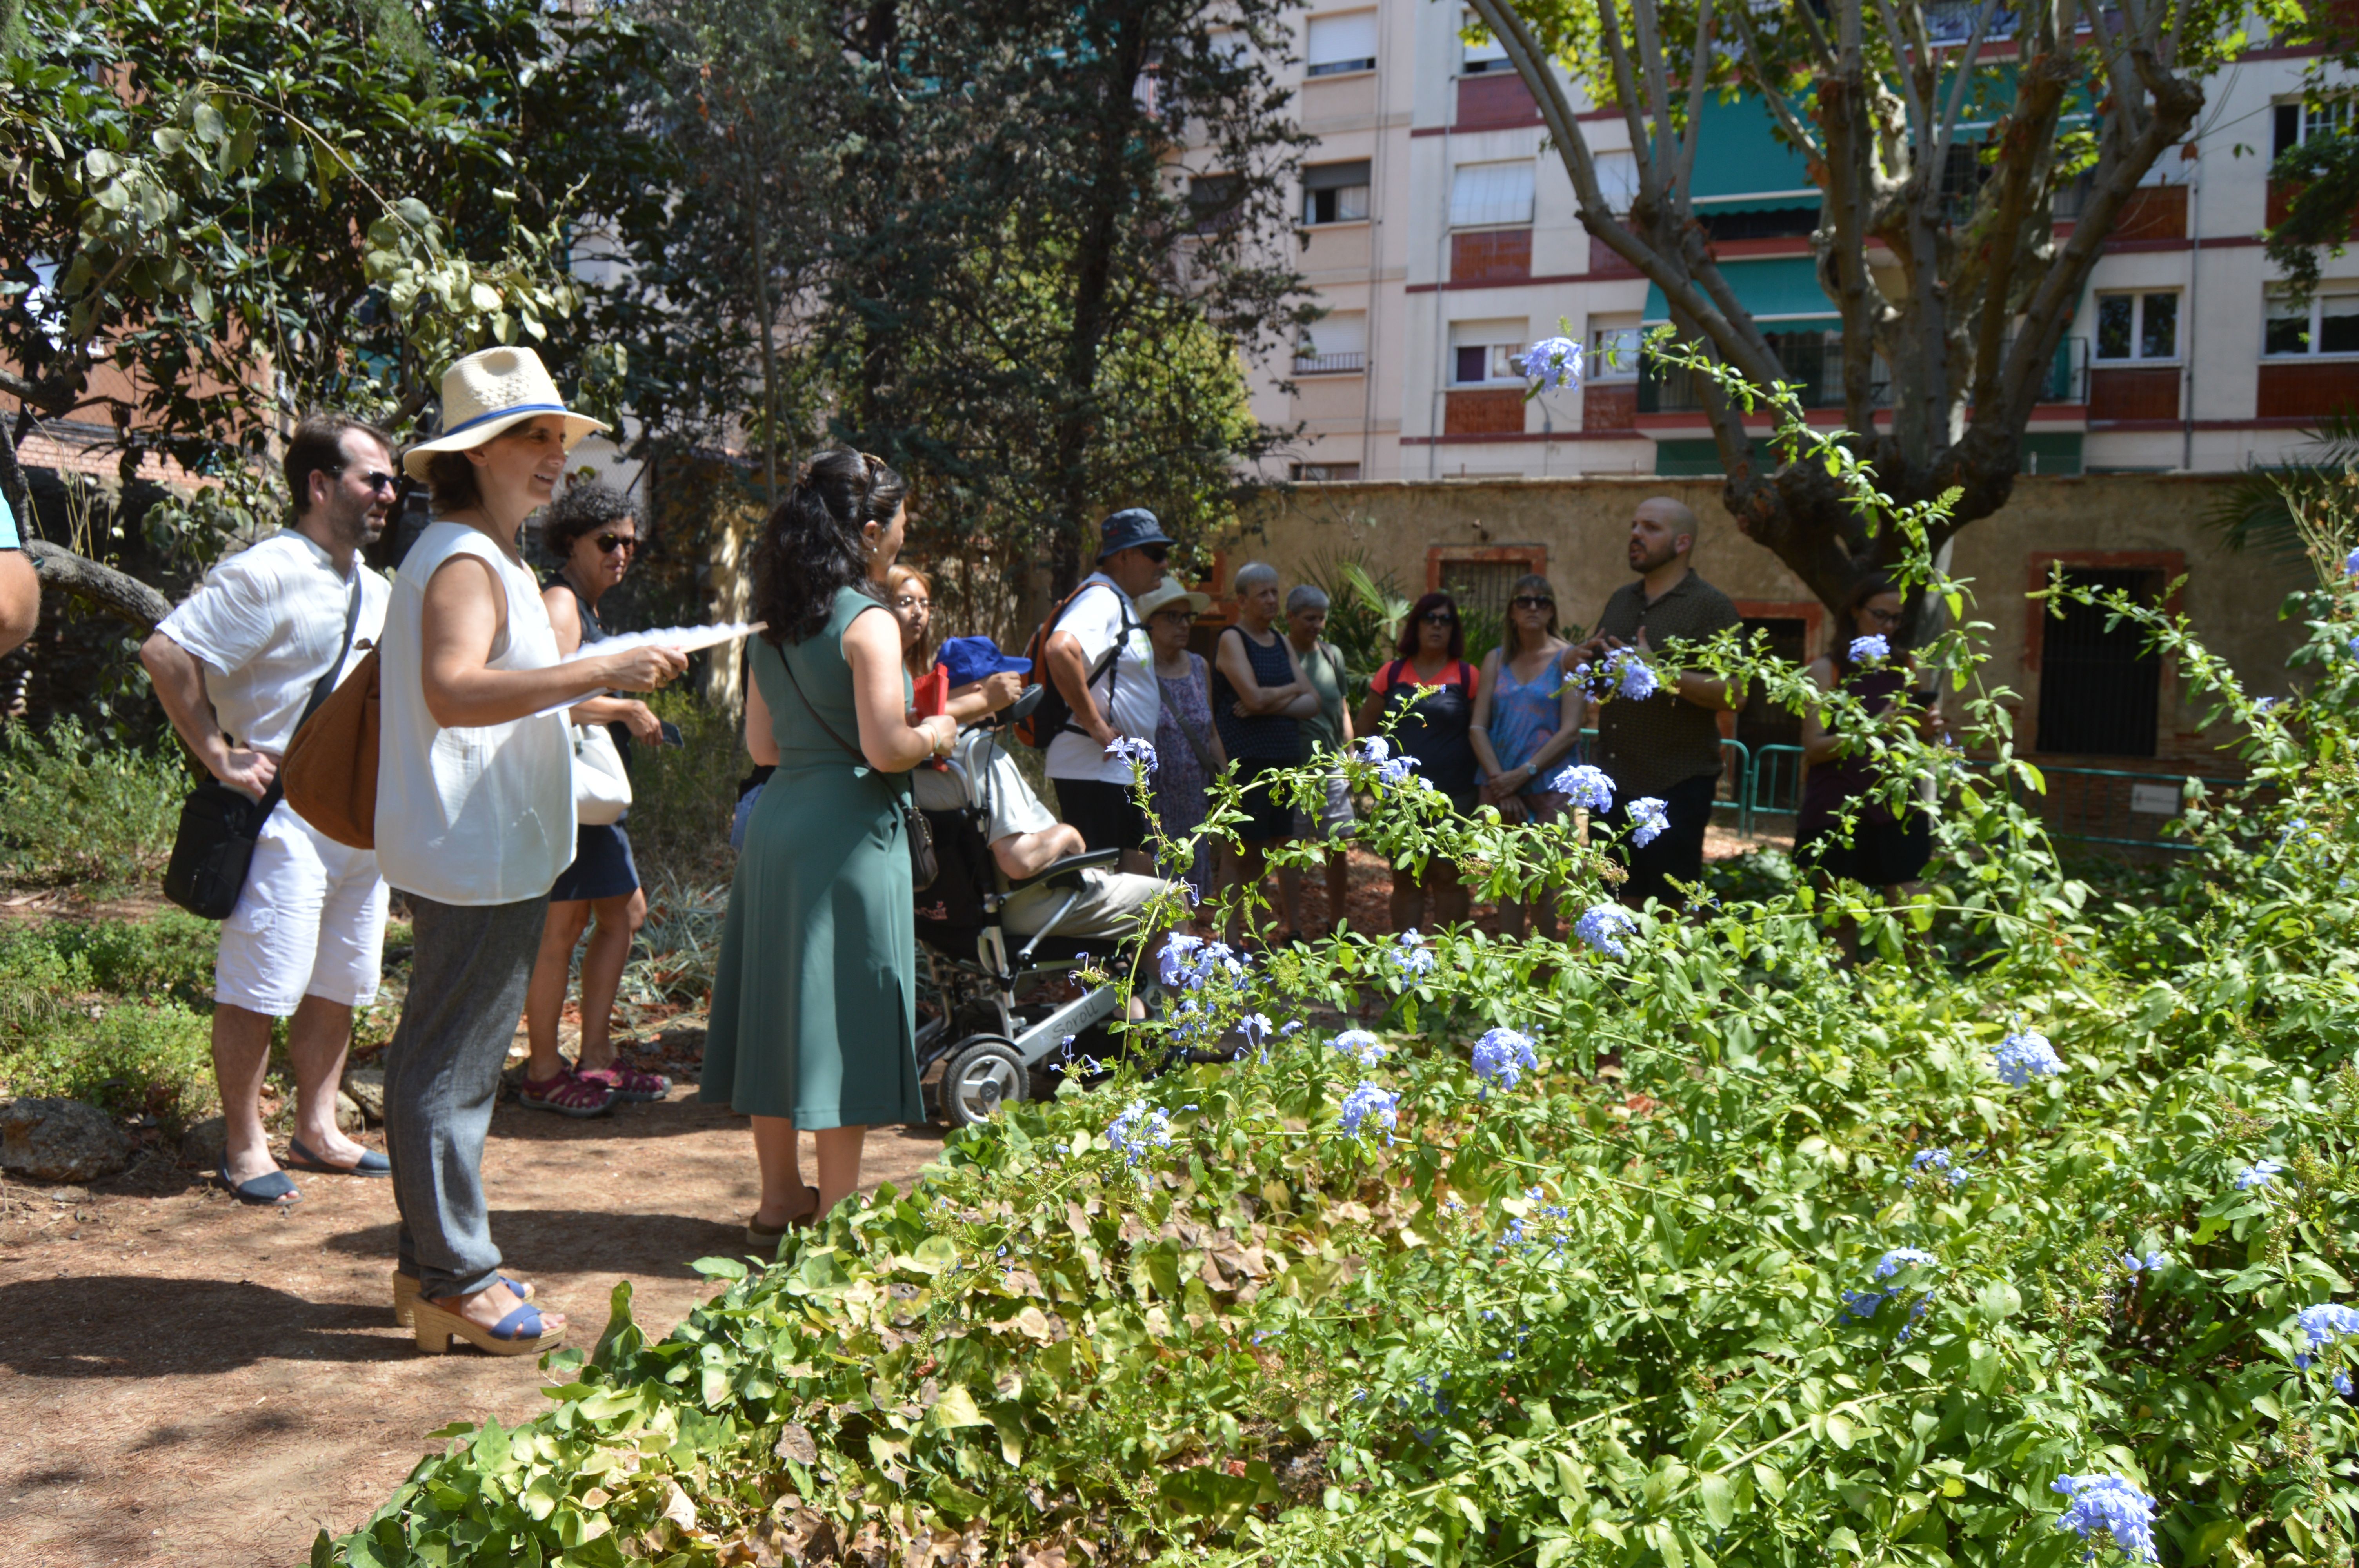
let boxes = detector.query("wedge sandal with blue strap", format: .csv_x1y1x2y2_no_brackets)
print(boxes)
409,1294,565,1357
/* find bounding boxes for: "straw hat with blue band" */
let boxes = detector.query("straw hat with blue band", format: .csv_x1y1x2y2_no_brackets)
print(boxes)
400,346,611,480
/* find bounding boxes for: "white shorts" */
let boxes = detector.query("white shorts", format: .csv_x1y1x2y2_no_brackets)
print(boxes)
215,806,390,1016
1290,768,1357,843
1003,870,1173,942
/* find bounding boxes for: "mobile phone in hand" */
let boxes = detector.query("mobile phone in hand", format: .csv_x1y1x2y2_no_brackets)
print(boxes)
659,720,683,749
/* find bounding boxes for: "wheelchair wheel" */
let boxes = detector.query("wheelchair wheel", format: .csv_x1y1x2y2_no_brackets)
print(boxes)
940,1038,1029,1127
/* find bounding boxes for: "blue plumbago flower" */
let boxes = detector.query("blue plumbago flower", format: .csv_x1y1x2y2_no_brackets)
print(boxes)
1993,1030,2065,1086
1158,933,1203,987
1575,903,1640,959
1516,335,1583,391
1850,633,1892,664
2235,1157,2285,1191
2339,1372,2355,1397
2122,1250,2166,1274
1238,1013,1272,1047
2347,635,2359,659
2299,1302,2359,1350
1874,1247,1938,1279
1337,1081,1400,1140
1907,1147,1971,1189
1392,929,1438,975
1105,1099,1173,1167
1375,752,1425,791
1331,1028,1387,1067
1548,763,1615,813
1103,735,1158,777
2255,695,2284,715
1498,1186,1574,1256
2051,1474,2159,1564
1280,1020,1305,1036
2346,545,2359,577
1471,1027,1539,1090
1841,1289,1890,1321
1627,796,1670,848
1611,649,1659,702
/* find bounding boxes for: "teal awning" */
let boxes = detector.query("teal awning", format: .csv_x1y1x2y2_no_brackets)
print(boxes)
1688,96,1816,202
1644,256,1837,323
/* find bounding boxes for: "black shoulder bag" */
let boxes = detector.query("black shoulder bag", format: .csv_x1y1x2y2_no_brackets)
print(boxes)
162,579,362,920
777,647,940,892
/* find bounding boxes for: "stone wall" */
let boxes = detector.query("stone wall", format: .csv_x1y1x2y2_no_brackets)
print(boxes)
1224,473,2314,764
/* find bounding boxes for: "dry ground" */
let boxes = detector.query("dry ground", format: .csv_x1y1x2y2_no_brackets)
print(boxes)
0,1036,947,1568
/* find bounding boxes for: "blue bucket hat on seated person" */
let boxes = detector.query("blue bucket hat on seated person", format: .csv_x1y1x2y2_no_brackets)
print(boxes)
1096,507,1174,560
935,635,1032,688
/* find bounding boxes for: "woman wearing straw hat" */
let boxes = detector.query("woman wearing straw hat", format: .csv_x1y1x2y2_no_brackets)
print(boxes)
378,346,689,1357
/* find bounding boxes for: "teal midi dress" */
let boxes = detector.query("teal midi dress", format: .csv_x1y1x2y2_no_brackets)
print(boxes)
701,586,925,1127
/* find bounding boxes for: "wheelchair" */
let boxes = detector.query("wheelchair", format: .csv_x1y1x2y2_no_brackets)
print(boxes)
910,692,1157,1127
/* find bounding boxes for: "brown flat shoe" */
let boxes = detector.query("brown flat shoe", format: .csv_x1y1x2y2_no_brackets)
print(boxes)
746,1184,822,1249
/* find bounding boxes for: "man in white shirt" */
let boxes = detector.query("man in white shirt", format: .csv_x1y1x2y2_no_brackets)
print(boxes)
1043,508,1169,874
140,413,398,1205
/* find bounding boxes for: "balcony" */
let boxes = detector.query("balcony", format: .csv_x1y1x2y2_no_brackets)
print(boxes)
1443,389,1527,436
2258,360,2359,419
1451,228,1532,285
1292,351,1366,376
2110,185,2188,244
1456,73,1541,130
1636,333,2088,413
2088,365,2179,421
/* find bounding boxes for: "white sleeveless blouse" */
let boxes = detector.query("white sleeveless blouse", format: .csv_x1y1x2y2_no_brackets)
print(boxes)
374,521,575,905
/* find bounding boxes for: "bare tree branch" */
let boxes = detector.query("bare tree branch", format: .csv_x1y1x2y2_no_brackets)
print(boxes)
1934,0,2003,170
23,540,173,633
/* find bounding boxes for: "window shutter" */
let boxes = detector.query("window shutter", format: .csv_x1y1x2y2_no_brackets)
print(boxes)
1304,159,1372,192
1306,11,1378,71
1450,162,1536,227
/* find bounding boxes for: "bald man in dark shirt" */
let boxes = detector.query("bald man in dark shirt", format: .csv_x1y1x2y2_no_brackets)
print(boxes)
1565,496,1745,907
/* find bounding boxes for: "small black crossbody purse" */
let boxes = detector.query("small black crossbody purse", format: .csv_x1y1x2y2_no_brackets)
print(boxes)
776,650,940,893
162,579,362,919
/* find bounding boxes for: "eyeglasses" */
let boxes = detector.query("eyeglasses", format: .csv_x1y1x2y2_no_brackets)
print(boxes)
1863,605,1904,626
338,466,399,494
1511,595,1554,611
595,533,639,555
894,595,932,613
1421,611,1458,626
1140,544,1170,564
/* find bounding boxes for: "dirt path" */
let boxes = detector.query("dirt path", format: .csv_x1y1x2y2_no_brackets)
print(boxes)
0,1042,946,1568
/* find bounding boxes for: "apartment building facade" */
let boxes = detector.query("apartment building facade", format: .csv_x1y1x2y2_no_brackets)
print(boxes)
1238,2,2359,486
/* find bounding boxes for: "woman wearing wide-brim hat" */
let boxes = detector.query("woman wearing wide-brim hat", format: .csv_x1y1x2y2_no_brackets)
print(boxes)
376,345,689,1357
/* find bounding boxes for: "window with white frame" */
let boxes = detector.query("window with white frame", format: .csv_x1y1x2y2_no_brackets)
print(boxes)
1588,316,1643,380
1449,319,1529,385
1208,29,1250,66
1450,161,1535,228
1590,149,1638,214
1460,8,1509,73
2095,291,2179,362
1301,160,1371,225
1306,11,1377,76
2275,96,2355,158
2266,287,2359,356
1296,311,1368,372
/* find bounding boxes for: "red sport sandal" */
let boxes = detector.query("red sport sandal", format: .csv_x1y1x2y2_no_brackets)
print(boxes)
518,1068,615,1118
576,1063,672,1103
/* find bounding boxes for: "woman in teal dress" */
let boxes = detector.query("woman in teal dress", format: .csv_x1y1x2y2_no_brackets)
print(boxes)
703,449,959,1245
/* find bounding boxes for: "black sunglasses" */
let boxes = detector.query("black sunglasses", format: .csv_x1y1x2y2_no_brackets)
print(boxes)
1421,610,1457,626
1140,544,1170,564
337,465,399,494
595,532,639,555
1511,595,1554,610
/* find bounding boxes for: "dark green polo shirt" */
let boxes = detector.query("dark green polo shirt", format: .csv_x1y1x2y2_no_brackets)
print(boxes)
1591,570,1740,797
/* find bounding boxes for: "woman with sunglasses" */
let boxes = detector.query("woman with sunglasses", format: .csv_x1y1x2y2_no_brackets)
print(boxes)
518,481,671,1118
1469,574,1586,938
1794,575,1936,913
1357,590,1480,931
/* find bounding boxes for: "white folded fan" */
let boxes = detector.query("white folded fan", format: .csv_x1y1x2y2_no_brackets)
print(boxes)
534,620,766,716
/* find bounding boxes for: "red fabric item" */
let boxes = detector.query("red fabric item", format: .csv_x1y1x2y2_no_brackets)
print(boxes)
913,665,949,718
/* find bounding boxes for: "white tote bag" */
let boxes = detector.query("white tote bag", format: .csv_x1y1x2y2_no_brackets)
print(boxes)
573,722,633,826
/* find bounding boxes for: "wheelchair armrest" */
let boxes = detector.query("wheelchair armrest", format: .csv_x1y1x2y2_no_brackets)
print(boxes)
1006,848,1118,893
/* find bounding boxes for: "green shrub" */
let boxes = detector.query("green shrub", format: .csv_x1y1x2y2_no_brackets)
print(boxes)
324,355,2359,1568
0,996,215,1123
625,690,747,888
0,718,189,891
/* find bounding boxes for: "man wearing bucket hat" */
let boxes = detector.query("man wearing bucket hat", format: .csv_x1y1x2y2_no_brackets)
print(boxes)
376,346,689,1358
1042,508,1170,873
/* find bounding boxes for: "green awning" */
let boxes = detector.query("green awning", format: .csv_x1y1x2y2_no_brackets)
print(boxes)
1688,96,1816,202
1644,256,1837,323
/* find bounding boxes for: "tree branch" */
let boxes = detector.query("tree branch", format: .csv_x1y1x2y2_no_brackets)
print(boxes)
22,541,173,634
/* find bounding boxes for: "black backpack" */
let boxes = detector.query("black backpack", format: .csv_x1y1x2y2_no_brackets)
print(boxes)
1013,580,1141,750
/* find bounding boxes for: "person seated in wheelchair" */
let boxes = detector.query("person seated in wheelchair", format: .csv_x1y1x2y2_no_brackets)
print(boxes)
913,635,1177,950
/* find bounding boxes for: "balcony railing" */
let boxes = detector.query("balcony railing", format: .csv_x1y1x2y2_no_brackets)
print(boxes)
1636,332,2088,412
1293,351,1366,375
